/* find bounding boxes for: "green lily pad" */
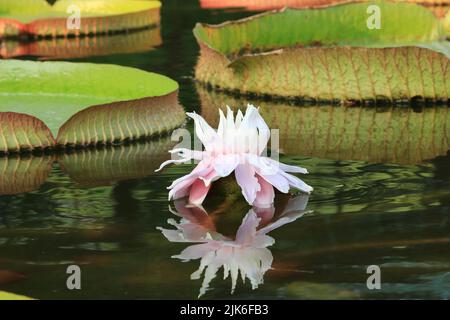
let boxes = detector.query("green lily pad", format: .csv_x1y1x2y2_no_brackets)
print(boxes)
0,291,34,300
200,0,449,10
198,85,450,164
194,1,449,103
0,60,185,153
0,0,161,38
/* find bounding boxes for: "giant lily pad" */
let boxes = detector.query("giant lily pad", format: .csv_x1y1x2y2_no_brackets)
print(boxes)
0,0,161,39
194,2,449,103
199,0,449,13
0,26,161,59
199,1,450,37
198,85,450,164
0,60,185,153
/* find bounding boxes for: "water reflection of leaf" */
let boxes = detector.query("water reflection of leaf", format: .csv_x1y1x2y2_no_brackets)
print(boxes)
158,195,310,297
0,155,54,195
0,27,162,59
286,281,359,299
0,138,173,195
198,86,450,165
59,138,174,187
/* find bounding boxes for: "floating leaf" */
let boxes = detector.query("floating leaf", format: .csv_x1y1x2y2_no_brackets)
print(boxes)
199,1,449,38
0,27,162,59
0,291,34,300
199,0,449,13
0,60,185,153
0,0,161,39
194,2,449,103
198,86,450,164
0,112,55,153
0,155,54,195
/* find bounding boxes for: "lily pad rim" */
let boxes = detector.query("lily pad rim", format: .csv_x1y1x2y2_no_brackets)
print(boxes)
193,2,448,64
0,0,162,19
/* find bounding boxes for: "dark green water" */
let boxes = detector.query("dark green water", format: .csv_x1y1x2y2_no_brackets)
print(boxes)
0,0,449,299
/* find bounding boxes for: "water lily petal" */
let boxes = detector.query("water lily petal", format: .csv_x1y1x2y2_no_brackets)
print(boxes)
217,108,227,139
258,171,290,193
280,171,314,194
235,109,244,128
264,157,308,174
187,112,219,150
235,164,261,205
154,157,191,172
189,179,212,205
226,105,235,131
239,105,270,154
168,176,197,200
198,168,221,187
253,175,275,208
168,160,212,189
213,153,240,177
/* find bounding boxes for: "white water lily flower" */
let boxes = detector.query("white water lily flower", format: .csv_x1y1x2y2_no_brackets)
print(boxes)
156,104,313,206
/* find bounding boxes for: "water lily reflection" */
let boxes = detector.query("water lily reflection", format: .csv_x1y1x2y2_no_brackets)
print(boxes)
158,194,310,297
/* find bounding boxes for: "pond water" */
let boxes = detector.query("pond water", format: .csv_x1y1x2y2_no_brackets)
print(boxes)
0,0,449,299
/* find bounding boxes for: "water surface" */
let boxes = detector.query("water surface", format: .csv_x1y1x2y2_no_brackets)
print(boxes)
0,0,449,299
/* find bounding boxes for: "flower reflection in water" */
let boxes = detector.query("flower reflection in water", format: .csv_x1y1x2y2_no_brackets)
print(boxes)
157,194,310,297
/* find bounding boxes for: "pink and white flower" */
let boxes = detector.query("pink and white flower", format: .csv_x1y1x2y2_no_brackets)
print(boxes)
156,105,313,207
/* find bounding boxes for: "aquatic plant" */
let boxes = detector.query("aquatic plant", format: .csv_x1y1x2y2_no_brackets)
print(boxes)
194,2,449,103
0,0,161,38
156,105,313,207
0,60,185,153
